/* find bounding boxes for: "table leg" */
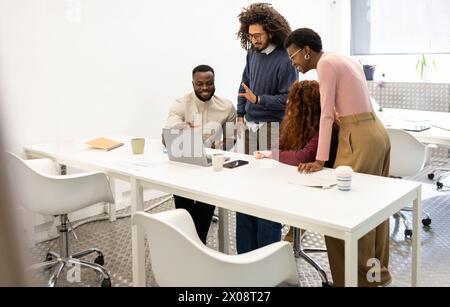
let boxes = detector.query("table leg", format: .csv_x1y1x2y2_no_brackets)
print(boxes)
131,178,145,287
107,177,116,222
412,187,422,287
218,208,230,254
345,233,358,287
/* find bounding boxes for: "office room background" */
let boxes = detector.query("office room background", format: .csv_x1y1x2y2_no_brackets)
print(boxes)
1,0,450,286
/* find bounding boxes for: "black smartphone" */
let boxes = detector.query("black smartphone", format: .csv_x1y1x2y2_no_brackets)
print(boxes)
223,160,249,169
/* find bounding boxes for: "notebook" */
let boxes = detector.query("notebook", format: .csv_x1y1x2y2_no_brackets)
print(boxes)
86,137,124,151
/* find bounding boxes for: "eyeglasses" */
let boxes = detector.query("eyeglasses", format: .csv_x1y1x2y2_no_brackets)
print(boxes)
289,48,303,61
246,32,265,41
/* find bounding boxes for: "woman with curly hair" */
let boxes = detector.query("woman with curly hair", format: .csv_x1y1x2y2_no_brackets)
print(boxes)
255,80,323,164
235,3,298,254
254,80,338,242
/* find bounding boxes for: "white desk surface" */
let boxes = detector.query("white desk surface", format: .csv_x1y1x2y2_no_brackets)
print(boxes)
382,108,450,146
24,135,422,287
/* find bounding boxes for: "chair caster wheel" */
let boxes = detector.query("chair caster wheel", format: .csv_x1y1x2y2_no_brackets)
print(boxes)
428,173,435,180
322,282,332,287
101,278,111,287
437,182,444,190
422,218,432,227
94,255,104,266
44,253,55,270
404,229,413,239
45,253,54,262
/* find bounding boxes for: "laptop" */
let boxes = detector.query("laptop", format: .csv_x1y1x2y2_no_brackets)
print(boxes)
162,128,229,167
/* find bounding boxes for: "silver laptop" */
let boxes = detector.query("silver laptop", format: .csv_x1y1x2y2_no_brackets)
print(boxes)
162,128,229,167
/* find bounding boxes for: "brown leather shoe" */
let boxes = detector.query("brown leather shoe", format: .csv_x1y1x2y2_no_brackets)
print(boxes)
283,228,294,242
283,227,306,242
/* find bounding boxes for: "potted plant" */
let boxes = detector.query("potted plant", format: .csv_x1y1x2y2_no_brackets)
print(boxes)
416,54,437,81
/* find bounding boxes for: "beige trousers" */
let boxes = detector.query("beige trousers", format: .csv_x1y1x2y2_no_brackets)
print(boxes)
326,112,392,287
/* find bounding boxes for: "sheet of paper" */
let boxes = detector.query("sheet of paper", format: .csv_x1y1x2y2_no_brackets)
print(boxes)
288,172,337,189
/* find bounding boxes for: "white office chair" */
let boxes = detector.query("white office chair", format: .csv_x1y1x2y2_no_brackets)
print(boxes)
132,209,299,287
6,152,113,287
387,128,433,238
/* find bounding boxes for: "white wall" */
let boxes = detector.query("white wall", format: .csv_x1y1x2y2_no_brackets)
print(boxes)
0,0,348,154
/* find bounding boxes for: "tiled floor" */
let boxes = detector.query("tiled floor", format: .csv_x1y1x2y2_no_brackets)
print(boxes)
28,158,450,287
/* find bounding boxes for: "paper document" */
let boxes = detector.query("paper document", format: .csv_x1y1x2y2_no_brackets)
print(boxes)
288,173,337,189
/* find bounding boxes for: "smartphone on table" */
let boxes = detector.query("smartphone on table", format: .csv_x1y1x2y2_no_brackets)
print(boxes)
223,160,249,169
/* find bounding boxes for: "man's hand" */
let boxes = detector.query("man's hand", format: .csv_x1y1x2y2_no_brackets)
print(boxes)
238,83,258,104
298,160,325,174
172,122,198,130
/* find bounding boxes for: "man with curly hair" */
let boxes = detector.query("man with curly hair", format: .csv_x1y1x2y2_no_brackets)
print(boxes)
235,3,298,254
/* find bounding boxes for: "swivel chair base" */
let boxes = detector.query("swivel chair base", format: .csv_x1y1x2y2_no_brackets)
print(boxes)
292,227,331,287
30,214,111,287
393,210,432,240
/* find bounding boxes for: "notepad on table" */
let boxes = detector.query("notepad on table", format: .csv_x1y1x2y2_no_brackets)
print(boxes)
86,137,124,151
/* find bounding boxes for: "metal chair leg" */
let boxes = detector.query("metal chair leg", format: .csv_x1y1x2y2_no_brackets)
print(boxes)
291,227,331,286
68,259,111,281
71,248,103,259
29,260,60,271
48,262,66,287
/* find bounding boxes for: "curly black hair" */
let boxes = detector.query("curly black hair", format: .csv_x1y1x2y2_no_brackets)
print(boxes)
237,3,292,50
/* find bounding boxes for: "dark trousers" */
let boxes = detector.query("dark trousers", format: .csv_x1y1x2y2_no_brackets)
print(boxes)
236,213,282,254
236,122,282,254
173,195,215,244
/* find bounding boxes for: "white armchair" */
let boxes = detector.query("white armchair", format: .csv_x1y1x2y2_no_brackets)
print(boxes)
132,209,299,287
387,128,434,238
6,152,114,287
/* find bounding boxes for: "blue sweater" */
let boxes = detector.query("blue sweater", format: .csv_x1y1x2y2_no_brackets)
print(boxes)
238,46,298,123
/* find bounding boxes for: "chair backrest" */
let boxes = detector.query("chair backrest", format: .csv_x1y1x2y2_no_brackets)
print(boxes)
133,209,298,287
6,152,114,216
387,128,430,177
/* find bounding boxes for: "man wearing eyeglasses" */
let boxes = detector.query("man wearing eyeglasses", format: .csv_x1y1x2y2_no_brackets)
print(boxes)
235,3,298,254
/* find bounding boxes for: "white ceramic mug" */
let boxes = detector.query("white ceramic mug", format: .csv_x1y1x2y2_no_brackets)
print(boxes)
212,154,225,172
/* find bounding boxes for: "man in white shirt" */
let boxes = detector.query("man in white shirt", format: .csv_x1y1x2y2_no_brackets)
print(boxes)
163,65,236,243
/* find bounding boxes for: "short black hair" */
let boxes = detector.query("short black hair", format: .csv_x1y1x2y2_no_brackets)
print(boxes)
192,65,215,77
285,28,323,53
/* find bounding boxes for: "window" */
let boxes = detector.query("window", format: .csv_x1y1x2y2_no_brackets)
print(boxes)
351,0,450,55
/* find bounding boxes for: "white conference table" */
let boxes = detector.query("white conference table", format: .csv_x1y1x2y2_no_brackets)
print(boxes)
382,108,450,147
24,135,422,287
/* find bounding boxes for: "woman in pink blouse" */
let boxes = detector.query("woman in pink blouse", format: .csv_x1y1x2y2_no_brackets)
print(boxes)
284,28,391,287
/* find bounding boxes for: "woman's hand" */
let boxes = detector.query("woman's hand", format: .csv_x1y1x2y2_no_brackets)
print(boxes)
254,150,272,160
298,160,325,174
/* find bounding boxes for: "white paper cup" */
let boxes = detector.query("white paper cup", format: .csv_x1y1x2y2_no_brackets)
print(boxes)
335,166,353,191
212,154,225,172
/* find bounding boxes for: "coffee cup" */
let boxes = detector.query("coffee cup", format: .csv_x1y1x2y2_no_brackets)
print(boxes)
212,154,225,172
335,166,353,191
131,138,145,154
